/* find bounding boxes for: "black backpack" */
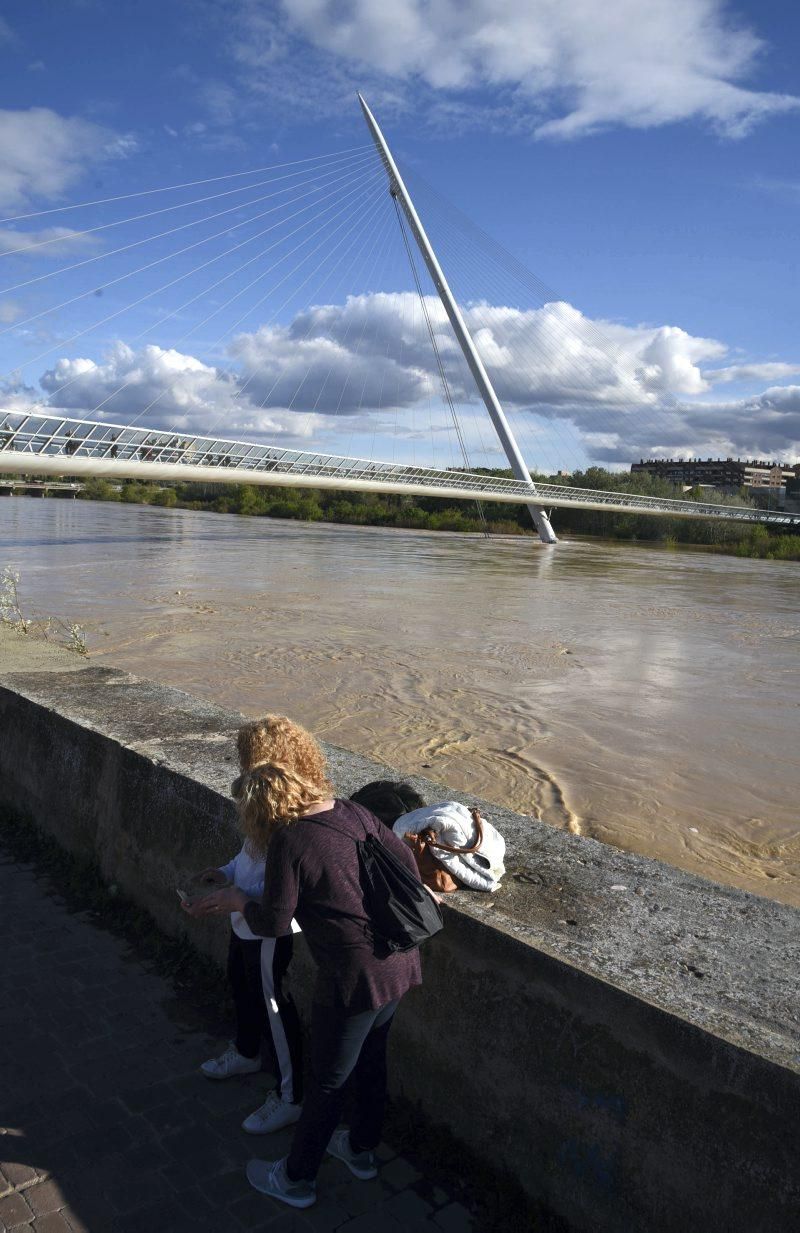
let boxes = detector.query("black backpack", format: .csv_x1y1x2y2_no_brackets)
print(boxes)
309,815,444,953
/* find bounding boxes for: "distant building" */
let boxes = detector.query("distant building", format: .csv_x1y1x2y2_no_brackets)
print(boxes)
631,457,800,494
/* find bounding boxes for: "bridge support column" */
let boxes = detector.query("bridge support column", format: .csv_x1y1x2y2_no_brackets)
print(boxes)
359,93,558,545
527,504,557,544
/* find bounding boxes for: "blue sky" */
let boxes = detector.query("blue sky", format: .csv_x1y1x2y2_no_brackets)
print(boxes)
1,0,798,471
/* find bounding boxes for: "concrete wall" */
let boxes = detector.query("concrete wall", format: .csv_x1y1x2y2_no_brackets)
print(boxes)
1,651,798,1232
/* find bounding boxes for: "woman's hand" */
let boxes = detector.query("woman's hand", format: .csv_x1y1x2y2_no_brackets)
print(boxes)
194,868,228,887
190,885,249,918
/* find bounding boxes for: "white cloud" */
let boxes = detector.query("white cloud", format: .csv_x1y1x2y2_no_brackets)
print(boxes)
231,0,799,138
24,294,800,464
0,225,96,257
38,342,324,440
0,300,24,324
706,361,800,385
0,108,136,212
229,292,726,414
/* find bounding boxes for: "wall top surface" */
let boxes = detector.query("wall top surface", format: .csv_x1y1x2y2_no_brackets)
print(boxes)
1,627,798,1074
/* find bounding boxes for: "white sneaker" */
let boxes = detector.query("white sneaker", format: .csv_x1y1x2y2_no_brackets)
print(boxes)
242,1091,303,1134
326,1126,378,1180
246,1157,316,1209
200,1043,261,1080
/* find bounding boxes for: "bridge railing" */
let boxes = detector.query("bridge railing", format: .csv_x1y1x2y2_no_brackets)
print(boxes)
2,409,799,527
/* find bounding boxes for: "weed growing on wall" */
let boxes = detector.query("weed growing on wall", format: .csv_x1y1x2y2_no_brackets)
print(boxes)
0,565,88,653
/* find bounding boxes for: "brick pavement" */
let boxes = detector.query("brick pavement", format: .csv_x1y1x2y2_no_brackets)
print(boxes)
0,851,475,1233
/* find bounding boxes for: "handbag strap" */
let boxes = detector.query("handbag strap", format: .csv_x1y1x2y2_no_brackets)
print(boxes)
422,807,484,855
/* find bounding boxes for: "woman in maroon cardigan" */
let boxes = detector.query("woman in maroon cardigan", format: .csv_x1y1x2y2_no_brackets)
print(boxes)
193,715,423,1211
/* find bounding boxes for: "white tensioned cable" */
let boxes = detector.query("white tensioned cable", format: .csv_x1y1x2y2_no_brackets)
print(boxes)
214,186,394,438
3,162,383,387
177,188,392,451
0,149,376,261
0,145,374,224
408,176,616,471
286,203,400,445
448,253,617,476
332,228,398,429
338,216,404,464
84,179,386,449
240,200,395,447
73,175,387,437
420,206,587,475
0,151,375,298
412,174,682,468
351,222,410,467
430,220,599,474
315,214,402,451
408,240,503,475
0,162,378,365
394,204,490,529
393,199,472,473
436,248,576,477
117,178,388,442
40,163,383,408
421,222,589,476
331,196,413,463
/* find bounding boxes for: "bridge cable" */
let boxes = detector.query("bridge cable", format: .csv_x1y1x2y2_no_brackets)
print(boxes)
0,149,376,263
97,176,387,443
391,194,490,537
409,171,689,471
0,145,375,225
0,151,376,301
42,167,385,418
156,177,389,445
2,163,383,391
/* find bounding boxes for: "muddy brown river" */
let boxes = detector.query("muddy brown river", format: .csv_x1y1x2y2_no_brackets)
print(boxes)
2,497,798,906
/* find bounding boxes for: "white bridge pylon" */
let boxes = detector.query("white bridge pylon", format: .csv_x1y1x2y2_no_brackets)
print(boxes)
358,94,557,544
2,410,799,529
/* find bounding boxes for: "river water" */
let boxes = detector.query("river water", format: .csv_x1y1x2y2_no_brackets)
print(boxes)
2,497,798,906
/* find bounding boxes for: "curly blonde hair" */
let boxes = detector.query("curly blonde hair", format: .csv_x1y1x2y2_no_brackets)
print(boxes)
232,715,333,853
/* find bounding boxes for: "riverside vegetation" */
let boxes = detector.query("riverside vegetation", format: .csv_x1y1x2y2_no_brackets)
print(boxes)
24,468,800,559
0,565,88,652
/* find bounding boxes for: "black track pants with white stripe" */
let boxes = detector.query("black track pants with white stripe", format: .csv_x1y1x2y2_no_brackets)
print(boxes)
227,931,304,1104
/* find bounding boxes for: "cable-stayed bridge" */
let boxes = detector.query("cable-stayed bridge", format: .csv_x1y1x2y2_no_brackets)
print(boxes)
3,409,798,528
1,96,797,541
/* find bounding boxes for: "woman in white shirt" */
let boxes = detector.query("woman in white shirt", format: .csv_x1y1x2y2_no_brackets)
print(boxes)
188,721,305,1136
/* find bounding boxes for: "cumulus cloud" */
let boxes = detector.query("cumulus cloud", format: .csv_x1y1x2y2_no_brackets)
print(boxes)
231,0,799,138
228,292,726,414
37,342,324,440
21,293,800,464
0,108,136,212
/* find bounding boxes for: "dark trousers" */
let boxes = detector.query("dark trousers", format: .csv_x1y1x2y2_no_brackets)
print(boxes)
286,998,399,1182
227,931,303,1103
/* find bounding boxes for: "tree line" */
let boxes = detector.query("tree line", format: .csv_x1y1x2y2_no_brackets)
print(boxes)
68,468,800,560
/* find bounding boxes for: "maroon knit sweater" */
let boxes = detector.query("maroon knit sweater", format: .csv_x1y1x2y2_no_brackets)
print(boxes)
242,799,423,1011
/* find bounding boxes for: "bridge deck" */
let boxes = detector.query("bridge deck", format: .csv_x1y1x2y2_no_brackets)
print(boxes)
2,410,798,527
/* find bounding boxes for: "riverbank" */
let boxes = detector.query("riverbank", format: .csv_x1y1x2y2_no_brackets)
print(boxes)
2,497,798,908
52,472,800,558
1,626,798,1232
